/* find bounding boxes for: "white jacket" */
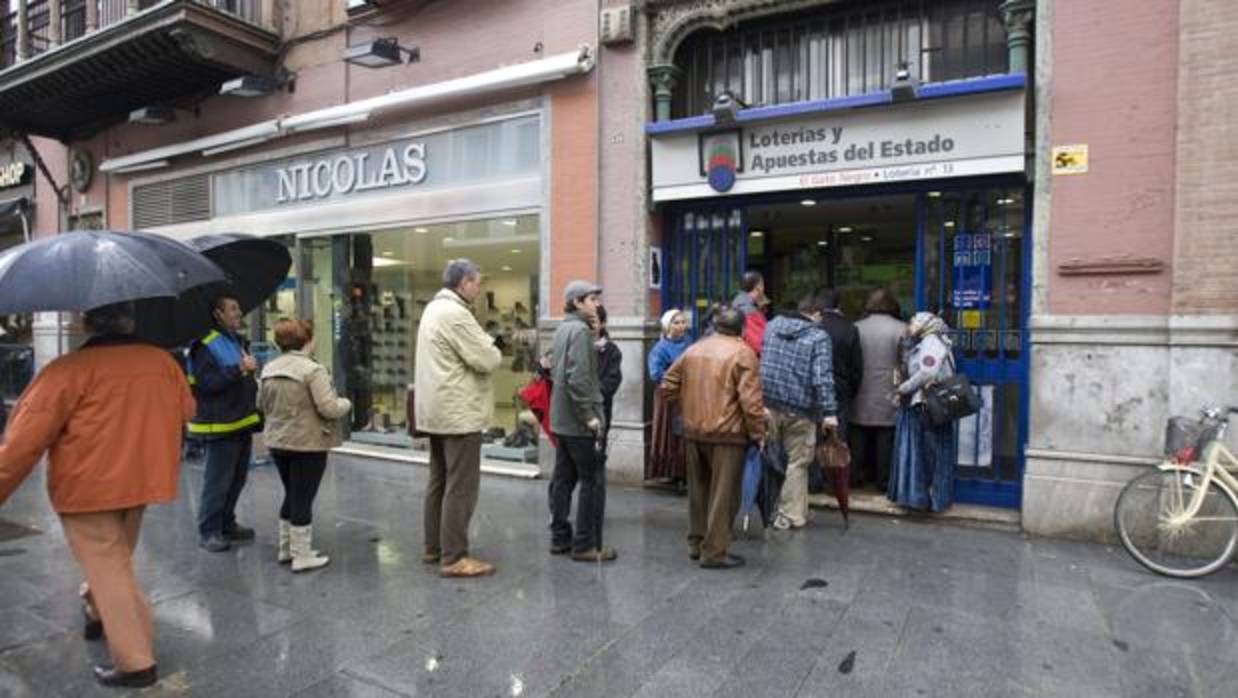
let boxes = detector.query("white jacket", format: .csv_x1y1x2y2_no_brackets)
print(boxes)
898,333,954,407
413,289,502,435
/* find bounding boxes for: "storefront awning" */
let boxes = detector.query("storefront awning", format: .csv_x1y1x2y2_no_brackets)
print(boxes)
101,46,596,175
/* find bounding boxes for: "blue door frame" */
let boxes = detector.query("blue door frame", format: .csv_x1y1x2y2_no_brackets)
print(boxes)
662,175,1031,509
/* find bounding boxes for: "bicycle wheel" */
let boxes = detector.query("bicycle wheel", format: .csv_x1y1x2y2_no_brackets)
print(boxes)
1115,465,1238,578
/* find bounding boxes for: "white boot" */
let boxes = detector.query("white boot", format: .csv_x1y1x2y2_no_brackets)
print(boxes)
290,525,329,573
277,519,291,564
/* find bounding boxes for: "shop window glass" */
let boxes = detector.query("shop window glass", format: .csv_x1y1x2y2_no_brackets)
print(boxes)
322,216,541,456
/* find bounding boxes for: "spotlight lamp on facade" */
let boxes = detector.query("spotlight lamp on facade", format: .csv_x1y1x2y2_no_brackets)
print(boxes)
128,105,178,125
344,37,422,68
219,73,292,98
710,91,748,125
890,61,919,103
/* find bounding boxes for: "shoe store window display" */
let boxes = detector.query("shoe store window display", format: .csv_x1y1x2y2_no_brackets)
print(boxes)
0,302,196,688
258,318,352,573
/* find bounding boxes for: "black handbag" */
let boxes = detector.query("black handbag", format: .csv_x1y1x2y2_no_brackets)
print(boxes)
922,356,981,426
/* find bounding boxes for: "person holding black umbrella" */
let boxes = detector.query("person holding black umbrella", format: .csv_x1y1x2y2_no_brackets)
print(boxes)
0,301,196,688
188,293,263,552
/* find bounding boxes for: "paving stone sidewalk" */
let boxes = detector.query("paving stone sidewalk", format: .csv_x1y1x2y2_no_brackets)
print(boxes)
0,454,1235,697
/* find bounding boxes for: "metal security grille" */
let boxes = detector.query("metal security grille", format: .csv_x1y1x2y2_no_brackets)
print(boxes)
132,174,211,229
673,0,1009,117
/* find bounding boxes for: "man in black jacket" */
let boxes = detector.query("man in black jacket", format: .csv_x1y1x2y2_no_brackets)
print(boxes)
815,288,863,440
188,294,261,552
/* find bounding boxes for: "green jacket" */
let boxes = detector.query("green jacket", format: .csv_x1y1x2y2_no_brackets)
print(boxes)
549,312,603,437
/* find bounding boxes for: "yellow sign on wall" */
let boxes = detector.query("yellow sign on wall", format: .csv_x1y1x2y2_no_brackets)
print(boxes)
1052,144,1088,175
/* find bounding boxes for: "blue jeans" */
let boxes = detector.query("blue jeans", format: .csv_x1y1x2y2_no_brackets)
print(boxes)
197,435,252,539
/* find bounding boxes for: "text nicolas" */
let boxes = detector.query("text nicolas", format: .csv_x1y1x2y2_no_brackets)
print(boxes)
276,143,427,203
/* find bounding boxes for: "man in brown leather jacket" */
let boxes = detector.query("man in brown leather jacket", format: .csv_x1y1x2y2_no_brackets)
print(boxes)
658,307,765,569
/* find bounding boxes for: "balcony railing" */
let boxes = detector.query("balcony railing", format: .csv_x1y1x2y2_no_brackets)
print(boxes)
1,0,265,70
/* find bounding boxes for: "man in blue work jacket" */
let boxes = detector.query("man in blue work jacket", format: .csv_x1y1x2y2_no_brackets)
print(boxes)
188,294,261,552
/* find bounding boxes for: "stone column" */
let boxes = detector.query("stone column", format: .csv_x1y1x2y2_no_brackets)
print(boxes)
86,0,98,32
999,0,1035,74
16,0,29,62
647,64,680,122
48,0,62,49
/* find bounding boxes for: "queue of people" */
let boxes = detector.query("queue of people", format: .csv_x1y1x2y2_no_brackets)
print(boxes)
0,254,963,688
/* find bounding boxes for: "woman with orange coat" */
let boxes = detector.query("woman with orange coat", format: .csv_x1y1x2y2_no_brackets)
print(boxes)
0,302,196,689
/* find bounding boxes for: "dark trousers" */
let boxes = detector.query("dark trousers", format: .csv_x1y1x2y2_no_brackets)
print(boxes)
271,450,329,526
684,440,744,562
549,434,606,553
849,424,894,489
197,434,252,539
424,433,482,566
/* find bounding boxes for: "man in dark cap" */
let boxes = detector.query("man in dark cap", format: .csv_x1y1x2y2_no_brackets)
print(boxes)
548,279,615,563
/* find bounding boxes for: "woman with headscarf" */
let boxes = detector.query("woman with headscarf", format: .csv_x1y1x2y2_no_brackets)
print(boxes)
647,309,691,482
888,311,958,512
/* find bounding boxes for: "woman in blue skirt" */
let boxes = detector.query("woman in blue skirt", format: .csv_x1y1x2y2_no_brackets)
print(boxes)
888,312,958,512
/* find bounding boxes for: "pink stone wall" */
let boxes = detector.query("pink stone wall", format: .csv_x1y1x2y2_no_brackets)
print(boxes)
1047,0,1179,315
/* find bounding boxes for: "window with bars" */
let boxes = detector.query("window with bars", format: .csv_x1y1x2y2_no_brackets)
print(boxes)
672,0,1009,118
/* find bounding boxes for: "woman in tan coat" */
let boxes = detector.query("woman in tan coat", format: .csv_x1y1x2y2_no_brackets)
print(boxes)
258,319,351,572
0,301,196,688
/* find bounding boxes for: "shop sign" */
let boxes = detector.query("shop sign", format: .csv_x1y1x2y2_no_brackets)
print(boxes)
651,90,1025,201
275,143,426,203
0,162,31,189
951,233,992,309
213,114,541,217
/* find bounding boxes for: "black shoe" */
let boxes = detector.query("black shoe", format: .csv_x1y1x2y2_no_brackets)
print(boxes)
83,607,103,641
549,543,571,555
93,664,158,688
199,535,230,552
689,550,700,561
700,554,746,570
222,524,255,541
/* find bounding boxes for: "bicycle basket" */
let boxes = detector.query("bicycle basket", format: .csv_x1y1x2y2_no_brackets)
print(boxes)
1164,417,1206,458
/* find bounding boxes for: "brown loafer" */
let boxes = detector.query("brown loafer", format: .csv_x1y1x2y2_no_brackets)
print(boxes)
440,557,495,577
571,547,618,563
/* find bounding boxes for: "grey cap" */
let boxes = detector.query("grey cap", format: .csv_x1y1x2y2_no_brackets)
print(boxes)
563,280,603,304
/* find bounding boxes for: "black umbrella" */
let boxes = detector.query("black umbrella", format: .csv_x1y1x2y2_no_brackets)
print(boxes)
131,233,293,347
0,230,225,315
189,234,292,313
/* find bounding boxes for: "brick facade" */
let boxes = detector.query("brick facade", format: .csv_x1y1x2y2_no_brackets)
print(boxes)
1045,0,1179,316
1172,0,1238,314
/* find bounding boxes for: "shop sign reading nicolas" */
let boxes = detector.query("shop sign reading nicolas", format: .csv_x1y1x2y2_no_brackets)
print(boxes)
274,142,427,204
653,89,1025,201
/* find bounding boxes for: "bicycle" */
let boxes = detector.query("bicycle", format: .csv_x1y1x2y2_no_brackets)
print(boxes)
1114,405,1238,578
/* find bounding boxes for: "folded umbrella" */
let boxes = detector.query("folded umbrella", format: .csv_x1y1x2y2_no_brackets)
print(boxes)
0,230,226,347
130,233,292,347
739,445,763,531
818,429,852,529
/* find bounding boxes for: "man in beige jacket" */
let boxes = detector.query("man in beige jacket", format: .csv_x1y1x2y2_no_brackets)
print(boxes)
414,259,502,577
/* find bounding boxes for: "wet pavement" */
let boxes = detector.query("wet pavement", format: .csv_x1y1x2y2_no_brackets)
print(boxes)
0,454,1235,697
